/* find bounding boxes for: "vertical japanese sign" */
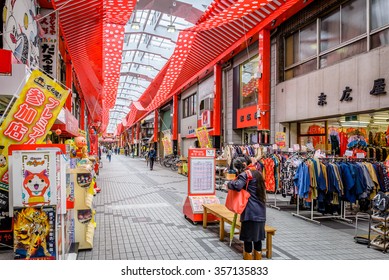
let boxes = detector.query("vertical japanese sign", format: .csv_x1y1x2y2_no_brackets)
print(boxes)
0,69,69,239
162,137,173,155
39,9,58,79
195,126,212,148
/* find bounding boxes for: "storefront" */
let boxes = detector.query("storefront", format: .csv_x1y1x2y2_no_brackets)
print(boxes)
224,41,264,146
159,104,173,157
274,0,389,158
180,85,198,157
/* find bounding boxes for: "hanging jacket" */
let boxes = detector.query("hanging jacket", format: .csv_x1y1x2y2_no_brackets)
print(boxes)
293,163,310,198
339,162,356,203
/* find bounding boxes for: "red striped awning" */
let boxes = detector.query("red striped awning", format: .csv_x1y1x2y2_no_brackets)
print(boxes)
53,0,136,132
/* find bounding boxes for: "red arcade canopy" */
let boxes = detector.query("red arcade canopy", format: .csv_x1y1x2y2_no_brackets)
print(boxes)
125,0,312,128
54,0,312,132
53,0,136,132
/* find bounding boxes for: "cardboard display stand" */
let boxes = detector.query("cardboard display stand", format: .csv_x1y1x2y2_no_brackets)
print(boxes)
183,148,220,223
8,144,67,259
67,166,96,250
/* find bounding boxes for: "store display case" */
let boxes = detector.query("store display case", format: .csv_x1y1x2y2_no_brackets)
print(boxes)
67,166,96,250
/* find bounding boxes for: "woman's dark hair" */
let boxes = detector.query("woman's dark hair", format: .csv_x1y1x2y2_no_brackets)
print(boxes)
233,157,246,173
252,170,266,203
242,154,251,166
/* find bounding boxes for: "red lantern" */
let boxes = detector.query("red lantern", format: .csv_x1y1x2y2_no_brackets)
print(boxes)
55,128,62,136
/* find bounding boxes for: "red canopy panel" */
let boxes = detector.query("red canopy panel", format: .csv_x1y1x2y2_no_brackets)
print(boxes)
146,0,309,111
115,123,124,136
126,102,147,129
54,0,135,131
53,0,104,122
103,0,136,110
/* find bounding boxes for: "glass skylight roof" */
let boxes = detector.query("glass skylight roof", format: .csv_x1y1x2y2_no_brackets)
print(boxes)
106,0,213,134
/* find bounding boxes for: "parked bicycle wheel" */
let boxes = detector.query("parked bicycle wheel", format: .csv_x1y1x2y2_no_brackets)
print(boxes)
170,158,180,171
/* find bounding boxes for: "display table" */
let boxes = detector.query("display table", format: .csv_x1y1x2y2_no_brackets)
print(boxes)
202,203,276,259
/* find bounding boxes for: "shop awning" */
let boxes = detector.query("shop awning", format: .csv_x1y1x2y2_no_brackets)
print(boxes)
125,0,312,128
53,0,136,132
52,108,79,137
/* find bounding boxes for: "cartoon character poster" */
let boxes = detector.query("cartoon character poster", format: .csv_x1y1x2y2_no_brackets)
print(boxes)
13,207,56,260
2,0,40,68
10,150,57,208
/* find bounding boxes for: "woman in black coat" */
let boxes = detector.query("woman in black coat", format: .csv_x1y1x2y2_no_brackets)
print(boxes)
227,157,266,260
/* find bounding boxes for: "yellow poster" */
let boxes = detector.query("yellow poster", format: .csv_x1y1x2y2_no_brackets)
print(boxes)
0,70,69,232
162,137,173,155
275,132,286,148
196,126,212,148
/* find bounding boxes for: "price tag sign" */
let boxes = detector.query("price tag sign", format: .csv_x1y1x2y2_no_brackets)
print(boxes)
272,144,278,150
293,144,300,151
356,153,365,159
345,150,353,157
288,148,293,153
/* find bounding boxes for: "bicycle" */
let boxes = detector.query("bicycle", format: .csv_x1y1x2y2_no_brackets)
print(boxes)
162,154,176,168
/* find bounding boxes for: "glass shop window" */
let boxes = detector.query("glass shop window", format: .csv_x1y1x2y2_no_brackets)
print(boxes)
240,56,259,107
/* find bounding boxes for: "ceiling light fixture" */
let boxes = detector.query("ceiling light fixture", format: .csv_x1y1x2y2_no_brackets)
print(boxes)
167,24,176,33
131,10,140,30
131,21,140,30
167,11,176,33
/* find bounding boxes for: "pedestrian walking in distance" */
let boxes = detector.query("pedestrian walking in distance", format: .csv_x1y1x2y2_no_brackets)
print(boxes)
147,147,157,170
107,149,112,162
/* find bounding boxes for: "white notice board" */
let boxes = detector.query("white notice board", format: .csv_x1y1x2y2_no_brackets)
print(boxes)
189,157,215,194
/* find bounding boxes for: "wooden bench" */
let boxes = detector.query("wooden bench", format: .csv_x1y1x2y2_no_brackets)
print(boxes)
202,203,276,259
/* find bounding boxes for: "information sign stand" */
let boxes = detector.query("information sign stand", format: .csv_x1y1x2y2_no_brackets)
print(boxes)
183,148,220,223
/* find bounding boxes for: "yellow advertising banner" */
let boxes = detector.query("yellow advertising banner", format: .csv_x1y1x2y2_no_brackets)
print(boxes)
162,137,173,155
0,70,69,236
195,126,212,148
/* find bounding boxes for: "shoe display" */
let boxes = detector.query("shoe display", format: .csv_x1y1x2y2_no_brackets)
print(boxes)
371,222,389,235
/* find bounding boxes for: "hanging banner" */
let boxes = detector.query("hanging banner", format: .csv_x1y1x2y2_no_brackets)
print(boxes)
162,137,173,155
195,126,212,148
275,132,286,148
39,9,58,79
0,69,69,240
161,130,173,155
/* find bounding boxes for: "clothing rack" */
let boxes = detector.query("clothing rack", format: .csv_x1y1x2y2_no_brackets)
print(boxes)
291,156,375,224
268,151,314,211
291,196,352,225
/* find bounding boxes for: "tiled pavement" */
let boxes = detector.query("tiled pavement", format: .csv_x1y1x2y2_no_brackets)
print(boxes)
75,154,389,260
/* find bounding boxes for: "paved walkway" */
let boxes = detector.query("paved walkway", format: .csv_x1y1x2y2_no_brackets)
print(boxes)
76,154,389,260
